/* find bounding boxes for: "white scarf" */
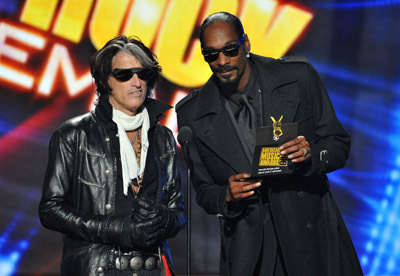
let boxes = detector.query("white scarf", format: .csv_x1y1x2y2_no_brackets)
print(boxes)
112,107,150,196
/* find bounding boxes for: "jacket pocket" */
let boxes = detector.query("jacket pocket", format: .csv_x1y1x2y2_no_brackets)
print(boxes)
78,176,105,189
78,145,108,190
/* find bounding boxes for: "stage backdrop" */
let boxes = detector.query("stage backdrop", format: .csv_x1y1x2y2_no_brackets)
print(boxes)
1,0,399,275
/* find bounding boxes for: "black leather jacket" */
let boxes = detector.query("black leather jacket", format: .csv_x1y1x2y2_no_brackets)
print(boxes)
39,97,186,275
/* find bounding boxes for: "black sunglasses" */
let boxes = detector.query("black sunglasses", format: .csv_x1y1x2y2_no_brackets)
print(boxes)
201,34,245,63
110,67,153,82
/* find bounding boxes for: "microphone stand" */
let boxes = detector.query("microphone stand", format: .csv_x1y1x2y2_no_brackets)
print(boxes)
178,126,193,276
183,140,192,276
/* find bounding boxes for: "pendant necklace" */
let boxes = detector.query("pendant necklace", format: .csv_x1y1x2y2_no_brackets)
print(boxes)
130,129,142,188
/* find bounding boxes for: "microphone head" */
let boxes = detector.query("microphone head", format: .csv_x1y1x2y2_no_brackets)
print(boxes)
178,126,193,145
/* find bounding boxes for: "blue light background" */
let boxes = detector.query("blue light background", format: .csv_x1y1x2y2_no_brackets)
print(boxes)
298,1,400,274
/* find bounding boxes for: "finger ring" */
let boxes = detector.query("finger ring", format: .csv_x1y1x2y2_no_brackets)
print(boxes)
299,147,307,157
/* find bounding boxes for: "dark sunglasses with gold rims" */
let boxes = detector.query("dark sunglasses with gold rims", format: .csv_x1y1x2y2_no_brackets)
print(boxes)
201,34,245,63
110,67,154,82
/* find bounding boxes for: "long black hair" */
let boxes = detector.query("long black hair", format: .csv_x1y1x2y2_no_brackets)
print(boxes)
89,35,161,98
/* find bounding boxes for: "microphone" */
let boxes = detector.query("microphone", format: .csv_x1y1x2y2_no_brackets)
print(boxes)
177,126,193,147
177,126,193,276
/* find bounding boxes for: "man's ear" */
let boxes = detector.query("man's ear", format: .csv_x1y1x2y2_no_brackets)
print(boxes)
244,34,251,53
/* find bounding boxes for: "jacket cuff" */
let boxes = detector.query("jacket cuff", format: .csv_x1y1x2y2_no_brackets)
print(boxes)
295,158,313,176
120,216,132,249
218,186,242,218
162,208,177,239
99,214,127,245
223,201,242,218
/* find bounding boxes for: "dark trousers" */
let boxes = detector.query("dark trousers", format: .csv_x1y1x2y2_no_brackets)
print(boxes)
253,195,288,276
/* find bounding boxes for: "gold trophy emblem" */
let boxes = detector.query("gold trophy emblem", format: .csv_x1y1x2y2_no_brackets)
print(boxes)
270,115,283,140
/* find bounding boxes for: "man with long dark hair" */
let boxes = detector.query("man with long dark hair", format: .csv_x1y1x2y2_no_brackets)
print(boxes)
39,35,186,276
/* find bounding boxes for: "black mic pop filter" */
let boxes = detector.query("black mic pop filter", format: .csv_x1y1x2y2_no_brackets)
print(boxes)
178,126,193,145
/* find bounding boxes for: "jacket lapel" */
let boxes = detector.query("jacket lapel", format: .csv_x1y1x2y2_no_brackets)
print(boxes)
193,77,251,173
191,56,300,173
251,55,299,125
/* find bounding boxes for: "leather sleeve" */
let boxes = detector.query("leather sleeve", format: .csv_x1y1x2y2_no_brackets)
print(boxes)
156,125,187,238
38,129,129,246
